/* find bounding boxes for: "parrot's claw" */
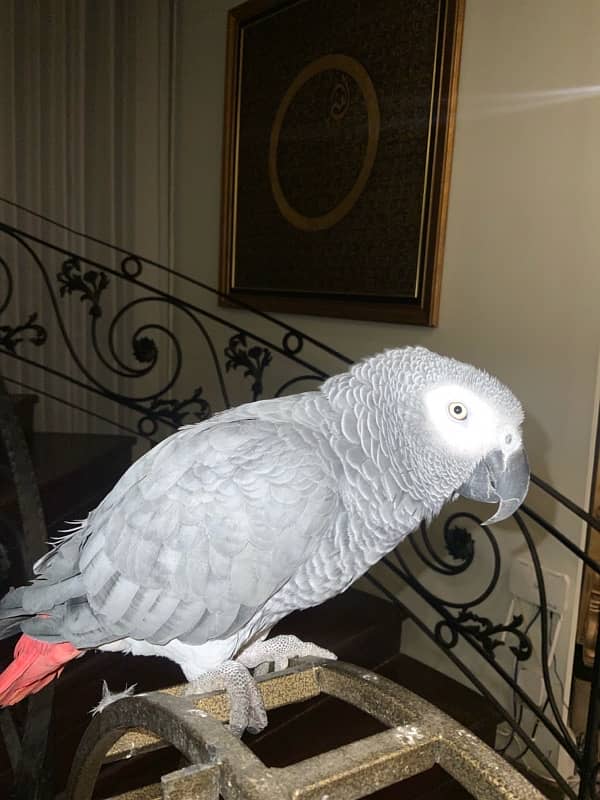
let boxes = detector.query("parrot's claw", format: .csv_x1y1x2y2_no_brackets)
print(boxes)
183,660,267,737
237,634,337,677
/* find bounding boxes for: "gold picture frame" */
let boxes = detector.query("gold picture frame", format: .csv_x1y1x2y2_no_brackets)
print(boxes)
219,0,465,326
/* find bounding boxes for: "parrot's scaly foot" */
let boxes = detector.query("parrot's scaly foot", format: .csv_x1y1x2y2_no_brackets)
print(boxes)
183,660,267,737
237,634,337,677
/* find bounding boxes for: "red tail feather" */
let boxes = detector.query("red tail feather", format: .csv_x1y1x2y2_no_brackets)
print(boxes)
0,634,81,705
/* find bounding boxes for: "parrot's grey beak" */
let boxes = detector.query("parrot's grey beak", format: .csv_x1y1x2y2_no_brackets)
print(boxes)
458,446,530,524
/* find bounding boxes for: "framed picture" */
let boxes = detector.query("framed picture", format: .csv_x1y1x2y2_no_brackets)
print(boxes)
219,0,464,326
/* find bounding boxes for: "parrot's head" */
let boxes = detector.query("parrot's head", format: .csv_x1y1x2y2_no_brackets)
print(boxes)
331,347,529,524
418,358,528,524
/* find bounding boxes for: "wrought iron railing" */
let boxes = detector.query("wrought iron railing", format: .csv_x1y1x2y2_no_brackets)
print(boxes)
0,198,352,445
365,494,600,798
1,199,599,799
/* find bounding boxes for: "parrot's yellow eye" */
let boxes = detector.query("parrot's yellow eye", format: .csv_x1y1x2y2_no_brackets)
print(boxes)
448,402,468,421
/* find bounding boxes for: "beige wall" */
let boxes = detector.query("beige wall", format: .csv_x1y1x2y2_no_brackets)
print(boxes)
173,0,600,505
172,0,600,771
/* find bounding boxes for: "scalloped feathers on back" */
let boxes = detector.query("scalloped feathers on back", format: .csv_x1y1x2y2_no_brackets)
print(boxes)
0,346,526,677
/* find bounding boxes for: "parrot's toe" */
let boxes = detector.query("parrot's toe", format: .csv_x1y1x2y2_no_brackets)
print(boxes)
237,634,337,676
183,659,267,737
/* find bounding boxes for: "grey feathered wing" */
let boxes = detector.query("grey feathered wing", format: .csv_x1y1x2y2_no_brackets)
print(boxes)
6,411,340,650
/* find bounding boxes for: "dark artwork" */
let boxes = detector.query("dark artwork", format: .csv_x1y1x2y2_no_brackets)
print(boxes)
221,0,464,325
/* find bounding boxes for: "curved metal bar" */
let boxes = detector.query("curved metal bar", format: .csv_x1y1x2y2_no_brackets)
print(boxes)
530,473,600,531
0,256,14,314
390,515,502,611
387,550,530,661
56,259,158,383
111,298,230,410
417,519,474,574
91,315,173,394
66,691,287,800
513,511,574,748
407,533,456,575
91,317,152,380
378,553,578,761
318,661,545,800
521,503,600,574
398,514,495,592
407,520,473,576
165,301,231,408
103,298,183,399
92,295,159,379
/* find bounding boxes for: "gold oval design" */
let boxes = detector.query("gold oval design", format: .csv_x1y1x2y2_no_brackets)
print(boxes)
268,54,381,232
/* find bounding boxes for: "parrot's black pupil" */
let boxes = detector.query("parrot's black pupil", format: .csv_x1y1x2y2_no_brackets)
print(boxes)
454,406,462,414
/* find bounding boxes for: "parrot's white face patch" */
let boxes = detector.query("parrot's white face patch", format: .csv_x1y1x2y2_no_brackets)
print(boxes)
423,384,505,459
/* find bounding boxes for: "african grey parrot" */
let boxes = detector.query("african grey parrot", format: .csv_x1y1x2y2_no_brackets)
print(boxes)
0,347,529,734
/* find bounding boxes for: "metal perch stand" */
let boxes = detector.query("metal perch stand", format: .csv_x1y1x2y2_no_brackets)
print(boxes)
67,659,544,800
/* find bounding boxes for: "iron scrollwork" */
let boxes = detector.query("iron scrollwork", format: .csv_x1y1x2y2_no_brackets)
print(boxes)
58,258,109,318
444,523,474,561
137,387,212,437
132,336,158,364
392,514,534,663
435,609,531,661
371,498,600,799
225,332,272,401
0,250,46,352
0,313,47,353
0,212,339,447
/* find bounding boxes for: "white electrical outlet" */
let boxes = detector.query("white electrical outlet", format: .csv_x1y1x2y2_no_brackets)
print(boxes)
508,559,570,614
